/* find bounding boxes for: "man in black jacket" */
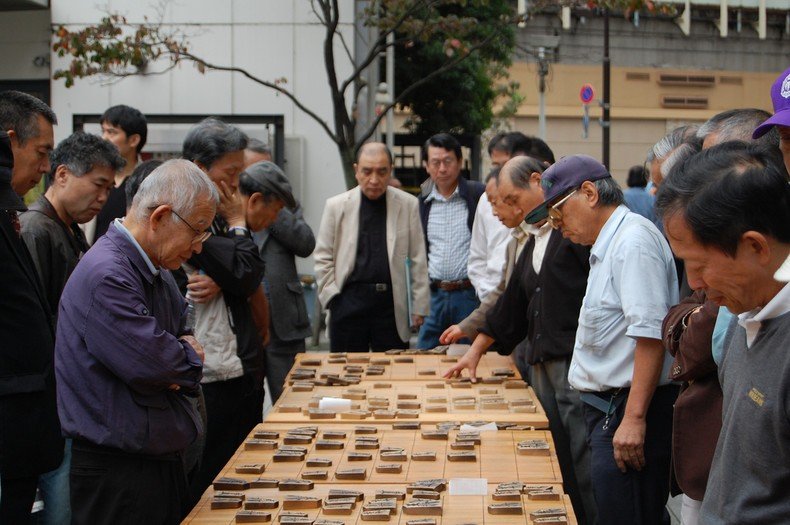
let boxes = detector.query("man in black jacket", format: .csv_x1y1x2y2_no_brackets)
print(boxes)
0,92,63,523
445,155,596,525
178,118,265,498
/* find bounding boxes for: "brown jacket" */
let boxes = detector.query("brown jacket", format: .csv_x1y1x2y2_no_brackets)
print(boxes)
662,289,723,500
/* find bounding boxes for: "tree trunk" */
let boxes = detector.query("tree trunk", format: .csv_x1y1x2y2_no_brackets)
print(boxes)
338,143,357,190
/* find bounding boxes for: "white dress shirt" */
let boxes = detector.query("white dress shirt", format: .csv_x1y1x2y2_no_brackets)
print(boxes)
426,185,472,281
525,221,552,274
467,193,510,299
569,205,679,392
738,282,790,348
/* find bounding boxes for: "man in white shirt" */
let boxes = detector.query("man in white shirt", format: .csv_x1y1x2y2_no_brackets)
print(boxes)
525,154,679,525
656,142,790,524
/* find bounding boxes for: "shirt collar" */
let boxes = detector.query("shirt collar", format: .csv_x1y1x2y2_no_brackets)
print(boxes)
511,221,530,242
425,183,460,203
113,218,160,277
737,282,790,346
590,205,630,264
525,221,551,238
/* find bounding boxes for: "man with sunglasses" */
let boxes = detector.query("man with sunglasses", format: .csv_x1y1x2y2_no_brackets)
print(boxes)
55,160,217,523
526,155,679,525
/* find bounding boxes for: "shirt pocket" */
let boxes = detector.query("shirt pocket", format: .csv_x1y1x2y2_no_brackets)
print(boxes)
577,306,620,354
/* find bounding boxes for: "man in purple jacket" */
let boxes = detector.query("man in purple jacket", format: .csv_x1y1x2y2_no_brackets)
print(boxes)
55,159,217,524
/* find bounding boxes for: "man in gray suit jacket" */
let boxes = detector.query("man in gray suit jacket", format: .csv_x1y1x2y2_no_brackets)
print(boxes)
315,143,430,352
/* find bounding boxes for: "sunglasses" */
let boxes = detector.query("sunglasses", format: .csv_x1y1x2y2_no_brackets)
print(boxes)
547,188,578,229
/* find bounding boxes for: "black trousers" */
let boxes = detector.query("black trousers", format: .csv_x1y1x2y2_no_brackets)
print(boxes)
70,440,189,525
583,384,678,525
0,474,37,524
329,283,407,352
191,374,261,501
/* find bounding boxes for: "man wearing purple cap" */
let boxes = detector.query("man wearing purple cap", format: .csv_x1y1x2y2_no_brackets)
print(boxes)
525,155,679,525
753,66,790,174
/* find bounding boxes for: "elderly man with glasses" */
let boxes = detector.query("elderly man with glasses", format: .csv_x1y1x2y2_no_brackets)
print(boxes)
55,159,216,523
527,155,679,525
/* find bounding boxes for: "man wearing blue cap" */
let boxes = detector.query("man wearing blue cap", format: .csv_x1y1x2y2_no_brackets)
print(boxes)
526,155,679,525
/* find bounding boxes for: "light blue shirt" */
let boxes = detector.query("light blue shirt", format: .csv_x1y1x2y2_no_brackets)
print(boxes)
569,205,679,392
113,218,159,276
425,185,471,281
711,306,734,366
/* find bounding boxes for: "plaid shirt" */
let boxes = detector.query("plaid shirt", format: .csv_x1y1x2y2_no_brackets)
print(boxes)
425,185,471,281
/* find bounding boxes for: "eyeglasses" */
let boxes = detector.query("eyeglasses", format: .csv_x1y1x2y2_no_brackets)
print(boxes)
547,188,577,229
171,209,212,244
427,157,458,169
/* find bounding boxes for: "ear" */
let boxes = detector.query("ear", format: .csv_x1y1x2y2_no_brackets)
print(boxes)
148,204,171,232
127,133,141,150
194,161,209,174
6,129,18,146
740,231,772,265
580,180,599,207
53,164,70,187
529,172,541,185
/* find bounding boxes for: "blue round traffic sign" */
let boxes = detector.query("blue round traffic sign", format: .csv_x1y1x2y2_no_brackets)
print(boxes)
580,84,595,105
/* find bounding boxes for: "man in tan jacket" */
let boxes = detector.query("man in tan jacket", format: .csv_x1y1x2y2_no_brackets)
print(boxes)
315,143,429,351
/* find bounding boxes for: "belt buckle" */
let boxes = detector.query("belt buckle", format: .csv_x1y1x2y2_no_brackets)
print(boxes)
375,283,387,292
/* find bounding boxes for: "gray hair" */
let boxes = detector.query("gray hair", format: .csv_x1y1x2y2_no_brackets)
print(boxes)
246,137,272,156
647,125,699,165
696,108,778,147
503,156,547,190
661,142,700,180
593,177,624,206
0,90,57,145
182,117,248,169
130,159,219,222
51,132,125,177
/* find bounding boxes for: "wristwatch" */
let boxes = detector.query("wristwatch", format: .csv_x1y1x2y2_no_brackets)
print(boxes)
227,226,250,237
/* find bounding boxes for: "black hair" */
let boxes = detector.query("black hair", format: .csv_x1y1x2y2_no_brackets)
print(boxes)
627,165,648,188
101,105,148,154
182,117,248,169
422,133,462,164
484,166,501,184
698,108,778,149
0,90,57,145
51,132,126,178
125,159,164,209
490,132,530,157
246,138,272,156
487,132,506,155
523,136,556,165
656,141,790,256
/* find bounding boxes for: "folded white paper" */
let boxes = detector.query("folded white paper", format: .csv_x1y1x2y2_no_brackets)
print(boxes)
460,422,498,433
449,478,488,496
318,397,352,412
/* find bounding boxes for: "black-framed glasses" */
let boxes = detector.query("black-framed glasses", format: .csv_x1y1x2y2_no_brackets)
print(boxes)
149,205,212,244
547,188,578,229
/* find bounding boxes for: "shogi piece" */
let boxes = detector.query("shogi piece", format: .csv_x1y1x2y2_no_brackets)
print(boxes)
417,369,435,376
282,496,322,510
394,357,413,363
322,502,354,515
308,409,336,419
402,499,443,516
406,519,437,525
279,404,302,413
340,410,370,419
250,478,279,489
347,452,373,461
447,452,476,462
236,464,266,474
426,383,445,389
361,510,392,521
406,480,447,493
375,490,405,501
421,430,448,440
456,432,481,443
278,512,311,524
517,439,550,456
532,517,568,524
277,479,314,491
376,463,403,473
335,468,366,480
355,426,378,434
363,499,397,513
300,358,323,366
504,380,527,389
425,405,447,413
284,435,313,445
373,383,392,389
450,442,475,450
254,430,280,440
491,368,515,377
236,510,273,523
291,382,314,392
214,477,250,491
306,458,333,467
393,422,421,430
380,448,407,461
371,358,390,365
355,439,380,450
397,400,421,409
245,439,278,451
492,490,522,501
211,497,243,510
372,410,396,419
315,440,345,450
411,452,436,461
488,502,523,515
315,521,345,525
410,490,440,500
301,470,329,480
273,451,306,462
327,489,364,502
323,431,348,439
396,409,419,419
216,491,246,501
245,497,279,510
529,508,567,520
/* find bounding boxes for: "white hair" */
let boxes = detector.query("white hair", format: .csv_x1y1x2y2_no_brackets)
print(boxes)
130,159,219,222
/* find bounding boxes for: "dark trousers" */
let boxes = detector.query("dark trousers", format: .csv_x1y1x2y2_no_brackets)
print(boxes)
191,374,261,500
583,384,678,525
417,287,479,349
329,283,407,352
0,474,37,524
265,339,305,402
70,441,188,525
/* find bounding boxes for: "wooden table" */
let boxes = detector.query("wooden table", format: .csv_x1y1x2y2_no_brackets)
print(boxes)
268,382,548,429
184,481,577,524
286,352,521,384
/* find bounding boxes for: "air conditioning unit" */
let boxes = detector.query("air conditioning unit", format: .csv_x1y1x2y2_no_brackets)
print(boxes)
660,95,709,109
658,74,716,87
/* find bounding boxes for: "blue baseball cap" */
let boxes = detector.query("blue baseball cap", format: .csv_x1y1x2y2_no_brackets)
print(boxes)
524,154,610,224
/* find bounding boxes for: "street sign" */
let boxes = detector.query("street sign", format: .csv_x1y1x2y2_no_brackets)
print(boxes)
579,84,595,105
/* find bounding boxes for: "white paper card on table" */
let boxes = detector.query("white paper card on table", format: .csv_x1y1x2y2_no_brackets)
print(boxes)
460,422,498,433
449,478,488,496
447,344,471,356
319,397,352,412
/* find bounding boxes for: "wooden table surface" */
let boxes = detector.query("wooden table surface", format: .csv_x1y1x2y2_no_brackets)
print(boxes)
268,382,548,429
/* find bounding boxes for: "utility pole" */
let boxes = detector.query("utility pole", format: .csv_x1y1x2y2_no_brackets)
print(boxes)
602,8,611,169
537,47,548,140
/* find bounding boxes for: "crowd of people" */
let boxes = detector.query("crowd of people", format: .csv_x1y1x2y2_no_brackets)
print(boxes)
0,64,789,525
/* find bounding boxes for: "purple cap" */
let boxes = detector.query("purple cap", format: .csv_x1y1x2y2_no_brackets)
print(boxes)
524,154,610,224
753,66,790,139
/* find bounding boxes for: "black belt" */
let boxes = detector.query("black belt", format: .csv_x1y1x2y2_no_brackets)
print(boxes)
430,278,473,292
72,439,182,462
347,282,389,292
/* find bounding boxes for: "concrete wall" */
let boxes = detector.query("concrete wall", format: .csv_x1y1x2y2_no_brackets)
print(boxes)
0,10,50,80
50,0,357,274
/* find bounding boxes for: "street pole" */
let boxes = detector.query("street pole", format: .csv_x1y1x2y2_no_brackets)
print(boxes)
386,31,395,153
538,47,547,140
602,8,611,169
